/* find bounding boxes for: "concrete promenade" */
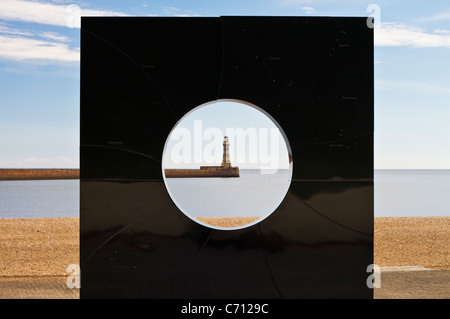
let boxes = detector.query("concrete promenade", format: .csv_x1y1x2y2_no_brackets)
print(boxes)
1,269,448,299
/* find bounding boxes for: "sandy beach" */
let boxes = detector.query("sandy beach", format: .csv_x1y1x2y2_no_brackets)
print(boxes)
196,216,261,228
375,217,449,269
0,216,448,299
0,216,448,279
0,218,79,277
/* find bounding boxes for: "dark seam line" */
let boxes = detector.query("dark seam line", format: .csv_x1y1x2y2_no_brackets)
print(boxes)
81,27,178,120
80,144,161,163
291,191,373,237
258,223,284,299
81,205,172,266
187,229,215,293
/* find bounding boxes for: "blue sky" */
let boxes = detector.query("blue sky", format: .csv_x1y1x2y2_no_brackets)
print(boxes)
0,0,449,169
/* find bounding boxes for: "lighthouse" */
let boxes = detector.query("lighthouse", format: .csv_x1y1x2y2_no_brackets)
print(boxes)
221,136,232,168
165,135,239,177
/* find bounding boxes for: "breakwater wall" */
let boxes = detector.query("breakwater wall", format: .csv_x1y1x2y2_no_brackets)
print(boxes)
164,167,239,178
0,169,80,180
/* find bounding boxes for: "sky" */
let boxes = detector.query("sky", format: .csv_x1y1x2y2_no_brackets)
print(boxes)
162,100,291,170
0,0,449,169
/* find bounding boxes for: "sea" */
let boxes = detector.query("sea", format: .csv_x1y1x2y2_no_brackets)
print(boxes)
374,169,450,217
0,170,449,218
164,169,292,219
0,179,79,219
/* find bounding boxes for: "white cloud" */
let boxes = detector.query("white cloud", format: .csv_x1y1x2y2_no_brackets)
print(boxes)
301,6,317,14
375,151,450,169
0,22,76,62
162,6,199,17
0,156,78,168
375,79,450,95
0,24,70,42
417,12,450,22
280,0,314,4
0,0,130,62
163,6,182,14
39,31,70,42
0,24,34,36
433,29,450,35
375,22,450,48
0,0,128,28
0,34,79,62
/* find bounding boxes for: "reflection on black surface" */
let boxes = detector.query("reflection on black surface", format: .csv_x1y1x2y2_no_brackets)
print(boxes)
81,180,372,298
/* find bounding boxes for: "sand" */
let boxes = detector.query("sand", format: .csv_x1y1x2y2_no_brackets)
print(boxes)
374,217,449,269
0,217,448,279
0,218,79,277
196,216,261,228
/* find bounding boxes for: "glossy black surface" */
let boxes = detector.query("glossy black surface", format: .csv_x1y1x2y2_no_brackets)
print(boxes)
80,16,374,298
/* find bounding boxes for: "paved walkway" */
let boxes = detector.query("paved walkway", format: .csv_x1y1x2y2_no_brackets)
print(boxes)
0,270,448,299
0,277,79,299
374,269,449,299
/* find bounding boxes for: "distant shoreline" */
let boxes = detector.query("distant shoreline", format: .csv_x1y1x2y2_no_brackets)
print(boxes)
0,169,80,181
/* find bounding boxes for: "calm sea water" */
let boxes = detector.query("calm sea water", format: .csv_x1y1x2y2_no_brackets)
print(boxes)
374,170,450,217
0,170,448,218
164,169,292,219
0,180,79,218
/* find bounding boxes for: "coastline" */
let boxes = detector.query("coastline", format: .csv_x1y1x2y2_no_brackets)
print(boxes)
0,216,448,279
0,169,79,181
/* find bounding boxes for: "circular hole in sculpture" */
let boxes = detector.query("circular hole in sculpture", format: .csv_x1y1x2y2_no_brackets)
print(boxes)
162,99,293,230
